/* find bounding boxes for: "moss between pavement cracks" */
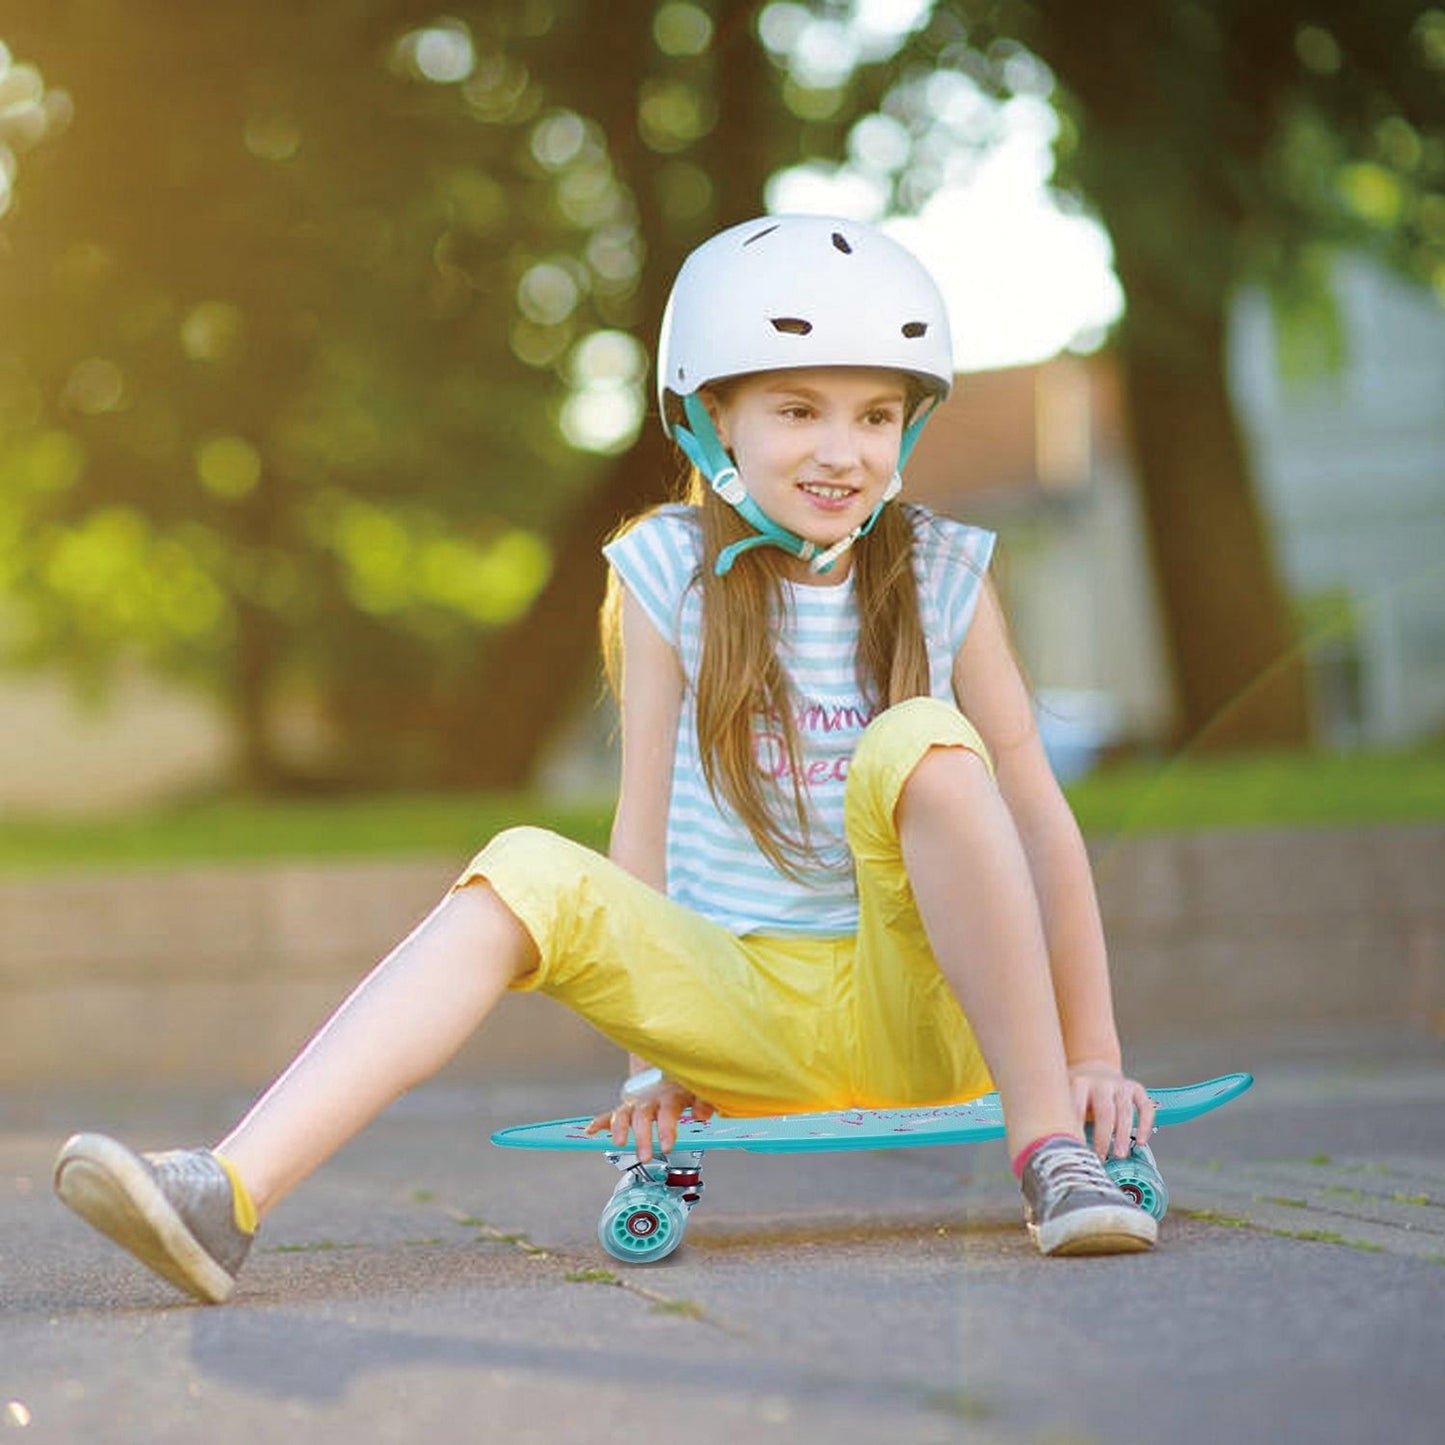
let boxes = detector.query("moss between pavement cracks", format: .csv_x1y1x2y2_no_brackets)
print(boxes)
1179,1149,1442,1254
438,1200,724,1327
1258,1187,1437,1209
1180,1206,1445,1258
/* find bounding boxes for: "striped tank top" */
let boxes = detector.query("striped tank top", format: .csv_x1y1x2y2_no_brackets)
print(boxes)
603,504,995,935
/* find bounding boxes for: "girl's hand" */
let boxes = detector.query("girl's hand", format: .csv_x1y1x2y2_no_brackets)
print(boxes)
584,1076,715,1164
1068,1062,1156,1160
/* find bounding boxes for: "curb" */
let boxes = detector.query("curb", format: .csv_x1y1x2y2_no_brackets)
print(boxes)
1,823,1440,1086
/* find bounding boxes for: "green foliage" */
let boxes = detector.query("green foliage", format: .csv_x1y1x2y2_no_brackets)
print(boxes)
906,3,1445,358
0,2,667,785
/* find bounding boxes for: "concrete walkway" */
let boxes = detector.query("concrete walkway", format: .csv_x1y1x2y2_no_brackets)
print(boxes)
4,1027,1444,1445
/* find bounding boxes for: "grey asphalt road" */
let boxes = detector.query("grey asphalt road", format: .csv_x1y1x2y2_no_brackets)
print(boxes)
4,1027,1444,1445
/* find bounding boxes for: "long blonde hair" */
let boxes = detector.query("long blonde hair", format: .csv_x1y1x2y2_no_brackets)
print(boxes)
602,467,931,880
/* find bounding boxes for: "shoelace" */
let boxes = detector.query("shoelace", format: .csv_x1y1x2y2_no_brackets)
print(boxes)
1033,1146,1115,1193
147,1148,224,1202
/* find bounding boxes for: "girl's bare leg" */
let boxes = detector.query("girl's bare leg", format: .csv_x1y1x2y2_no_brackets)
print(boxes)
217,882,535,1218
896,747,1079,1159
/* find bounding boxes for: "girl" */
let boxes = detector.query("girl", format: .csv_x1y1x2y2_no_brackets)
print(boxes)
54,215,1156,1304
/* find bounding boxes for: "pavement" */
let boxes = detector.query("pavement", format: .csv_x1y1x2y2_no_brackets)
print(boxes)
4,1025,1445,1445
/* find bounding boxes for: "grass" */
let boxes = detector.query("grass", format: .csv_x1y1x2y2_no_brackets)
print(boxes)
1063,746,1445,836
0,791,612,874
0,747,1439,876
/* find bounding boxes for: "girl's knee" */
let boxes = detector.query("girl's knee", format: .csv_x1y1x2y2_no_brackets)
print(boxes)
844,699,993,855
850,699,993,794
454,825,597,924
472,824,584,877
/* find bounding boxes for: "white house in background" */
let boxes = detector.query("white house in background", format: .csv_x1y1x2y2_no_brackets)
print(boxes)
906,256,1445,763
1230,259,1445,748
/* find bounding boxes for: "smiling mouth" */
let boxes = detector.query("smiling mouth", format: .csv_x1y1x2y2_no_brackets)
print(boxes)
798,482,856,501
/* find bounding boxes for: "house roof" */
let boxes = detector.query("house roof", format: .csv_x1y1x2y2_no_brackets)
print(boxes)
903,353,1126,509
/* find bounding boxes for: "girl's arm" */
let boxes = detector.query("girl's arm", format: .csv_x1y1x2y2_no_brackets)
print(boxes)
607,585,684,890
952,581,1147,1136
589,585,711,1157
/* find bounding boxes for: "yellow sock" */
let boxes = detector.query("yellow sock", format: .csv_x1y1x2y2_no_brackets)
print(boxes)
211,1151,259,1235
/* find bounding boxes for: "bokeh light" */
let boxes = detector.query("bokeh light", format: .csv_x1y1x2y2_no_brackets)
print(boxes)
320,494,551,626
561,329,646,455
393,19,476,85
1295,25,1343,76
180,302,245,363
243,111,302,162
0,42,72,218
62,358,125,416
654,2,714,58
638,78,713,153
516,260,583,326
530,109,587,171
195,436,263,500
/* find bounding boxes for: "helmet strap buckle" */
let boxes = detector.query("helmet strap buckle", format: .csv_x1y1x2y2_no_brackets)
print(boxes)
711,466,746,507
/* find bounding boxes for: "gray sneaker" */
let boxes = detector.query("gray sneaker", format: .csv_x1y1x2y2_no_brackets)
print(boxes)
54,1133,254,1303
1020,1137,1158,1256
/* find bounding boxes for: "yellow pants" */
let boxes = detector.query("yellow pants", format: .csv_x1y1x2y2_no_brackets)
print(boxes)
455,698,996,1116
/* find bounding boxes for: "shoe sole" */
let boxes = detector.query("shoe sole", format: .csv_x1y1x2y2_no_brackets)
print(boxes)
54,1134,235,1304
1029,1205,1158,1257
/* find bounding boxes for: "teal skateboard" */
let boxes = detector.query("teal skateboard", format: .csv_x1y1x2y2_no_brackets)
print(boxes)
492,1072,1253,1264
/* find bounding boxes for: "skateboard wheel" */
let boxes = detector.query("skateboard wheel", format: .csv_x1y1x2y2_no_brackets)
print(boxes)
1106,1151,1169,1220
598,1186,687,1264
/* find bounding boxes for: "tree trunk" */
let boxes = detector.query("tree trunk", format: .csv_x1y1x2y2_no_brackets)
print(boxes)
1024,0,1315,753
1115,287,1313,751
228,595,287,790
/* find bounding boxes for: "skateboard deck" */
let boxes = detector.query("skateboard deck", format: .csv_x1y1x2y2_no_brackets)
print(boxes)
491,1073,1253,1263
490,1072,1253,1155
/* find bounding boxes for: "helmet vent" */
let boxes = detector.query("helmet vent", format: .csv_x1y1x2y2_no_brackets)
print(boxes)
743,224,780,246
902,322,928,338
770,317,813,335
831,232,853,254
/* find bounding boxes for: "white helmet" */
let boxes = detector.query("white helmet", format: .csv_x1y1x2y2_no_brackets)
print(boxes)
657,213,953,430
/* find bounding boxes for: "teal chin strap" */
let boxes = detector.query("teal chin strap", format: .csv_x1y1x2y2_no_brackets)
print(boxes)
675,391,937,578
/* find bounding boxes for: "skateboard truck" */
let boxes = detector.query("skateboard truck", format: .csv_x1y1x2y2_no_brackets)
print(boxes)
604,1148,706,1202
599,1150,706,1262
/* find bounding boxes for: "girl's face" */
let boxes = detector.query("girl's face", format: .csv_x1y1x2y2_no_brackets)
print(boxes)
704,367,910,583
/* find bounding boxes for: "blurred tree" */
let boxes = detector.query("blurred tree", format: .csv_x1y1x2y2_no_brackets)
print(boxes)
890,1,1444,751
9,1,1435,792
0,1,649,788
